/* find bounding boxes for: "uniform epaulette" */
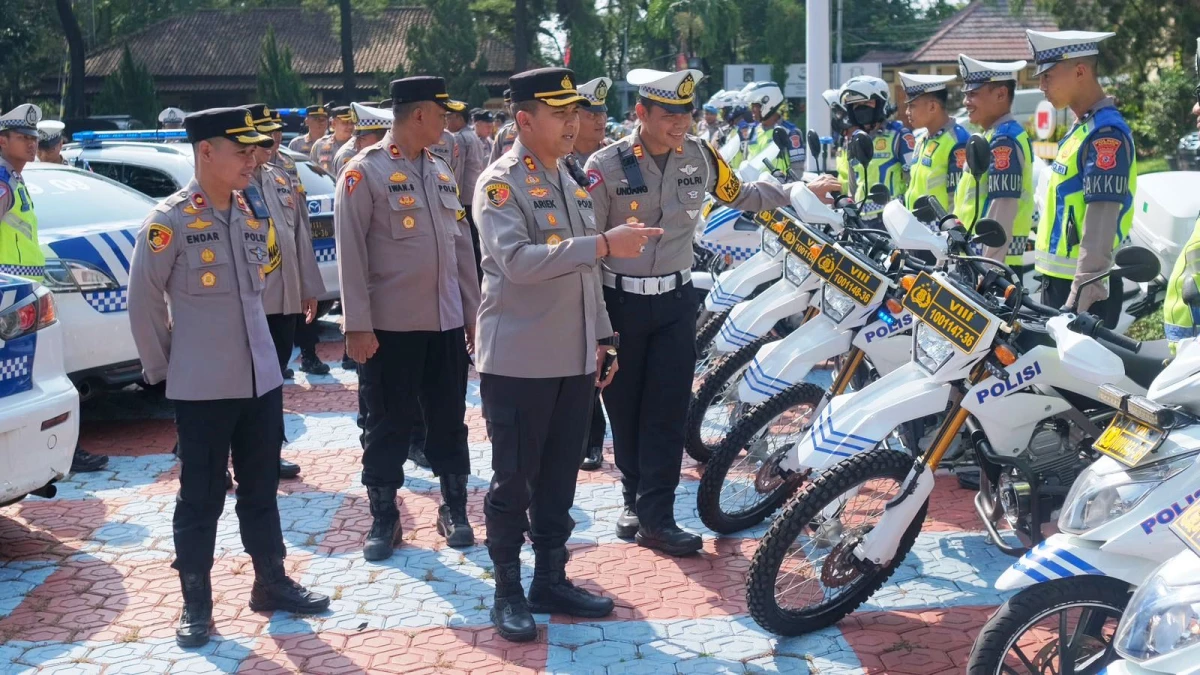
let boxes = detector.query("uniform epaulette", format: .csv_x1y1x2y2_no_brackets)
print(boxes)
155,190,189,213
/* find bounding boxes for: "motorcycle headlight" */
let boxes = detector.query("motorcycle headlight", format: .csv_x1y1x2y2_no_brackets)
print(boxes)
761,227,783,257
821,284,856,323
1058,454,1194,534
1115,560,1200,662
42,258,120,293
914,322,955,373
784,253,811,286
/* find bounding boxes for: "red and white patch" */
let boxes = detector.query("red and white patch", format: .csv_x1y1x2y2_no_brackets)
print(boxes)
234,193,250,213
954,148,967,170
790,134,802,149
991,146,1012,172
344,169,363,196
902,133,916,151
586,169,604,192
1093,138,1122,171
189,192,207,210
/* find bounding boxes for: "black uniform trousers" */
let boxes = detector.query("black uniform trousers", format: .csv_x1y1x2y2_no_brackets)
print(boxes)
482,372,594,564
359,328,470,486
267,313,300,374
601,281,698,530
1041,274,1121,329
464,211,483,289
172,386,285,573
293,314,320,353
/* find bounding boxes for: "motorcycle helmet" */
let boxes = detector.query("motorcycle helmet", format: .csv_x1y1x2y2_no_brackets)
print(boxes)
745,82,786,120
839,76,890,127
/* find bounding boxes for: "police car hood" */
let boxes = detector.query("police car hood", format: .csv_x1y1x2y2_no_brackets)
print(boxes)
39,219,145,246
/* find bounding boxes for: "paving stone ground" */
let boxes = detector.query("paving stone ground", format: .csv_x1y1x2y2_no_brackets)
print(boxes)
0,336,1019,674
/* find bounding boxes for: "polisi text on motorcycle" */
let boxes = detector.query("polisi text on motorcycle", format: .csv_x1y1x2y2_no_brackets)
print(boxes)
864,313,913,343
975,362,1044,404
1141,487,1200,534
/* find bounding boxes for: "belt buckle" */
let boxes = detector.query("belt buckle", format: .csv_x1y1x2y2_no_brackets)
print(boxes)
646,277,662,294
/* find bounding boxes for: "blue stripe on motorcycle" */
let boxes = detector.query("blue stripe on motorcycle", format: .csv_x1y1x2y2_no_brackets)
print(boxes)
1052,548,1102,575
1013,560,1052,583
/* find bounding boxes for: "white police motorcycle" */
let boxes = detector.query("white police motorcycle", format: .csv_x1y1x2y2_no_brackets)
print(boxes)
1105,545,1200,675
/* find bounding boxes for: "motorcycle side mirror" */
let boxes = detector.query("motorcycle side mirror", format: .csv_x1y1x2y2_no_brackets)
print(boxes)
966,134,991,179
806,129,822,164
970,218,1008,249
1112,246,1161,283
911,196,936,223
852,132,874,169
868,183,890,205
1185,277,1200,308
773,126,791,154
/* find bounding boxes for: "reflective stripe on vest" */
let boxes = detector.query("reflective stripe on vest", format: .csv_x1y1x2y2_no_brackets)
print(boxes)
0,175,44,281
1035,108,1136,280
957,120,1035,267
906,124,965,213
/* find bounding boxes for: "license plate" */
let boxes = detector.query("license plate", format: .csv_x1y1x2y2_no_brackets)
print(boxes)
902,271,991,353
809,246,883,306
1093,412,1165,466
753,209,779,228
1172,501,1200,558
310,218,333,240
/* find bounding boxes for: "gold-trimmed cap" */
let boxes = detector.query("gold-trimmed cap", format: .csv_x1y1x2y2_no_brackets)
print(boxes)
628,68,704,113
184,107,273,147
508,68,588,108
246,103,284,133
390,76,467,112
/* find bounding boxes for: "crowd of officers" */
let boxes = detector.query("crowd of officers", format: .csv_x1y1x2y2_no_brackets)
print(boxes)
0,24,1178,649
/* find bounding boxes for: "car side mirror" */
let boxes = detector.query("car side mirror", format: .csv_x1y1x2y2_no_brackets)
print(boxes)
1113,246,1161,283
966,134,990,179
971,218,1008,249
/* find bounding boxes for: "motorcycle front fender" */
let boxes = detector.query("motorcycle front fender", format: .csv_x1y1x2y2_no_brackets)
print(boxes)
781,362,950,473
714,281,810,353
739,314,848,403
995,533,1160,591
705,250,784,311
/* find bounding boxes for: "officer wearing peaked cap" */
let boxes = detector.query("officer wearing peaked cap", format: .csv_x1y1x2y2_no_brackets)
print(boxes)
447,104,487,287
568,75,614,473
336,77,480,561
127,107,331,649
310,105,353,173
898,72,969,216
474,66,659,643
1027,29,1134,325
489,88,518,162
36,120,88,170
332,102,392,177
288,104,329,155
472,109,495,156
583,68,834,557
956,55,1035,270
159,107,186,129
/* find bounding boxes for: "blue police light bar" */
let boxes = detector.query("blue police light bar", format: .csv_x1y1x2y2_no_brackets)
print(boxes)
276,108,307,117
876,307,898,327
820,136,834,145
72,129,190,146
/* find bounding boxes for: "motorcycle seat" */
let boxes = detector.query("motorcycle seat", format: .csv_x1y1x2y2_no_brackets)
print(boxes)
1114,345,1167,390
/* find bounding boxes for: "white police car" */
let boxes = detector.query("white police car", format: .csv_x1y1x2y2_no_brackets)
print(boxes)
62,130,339,306
0,273,78,506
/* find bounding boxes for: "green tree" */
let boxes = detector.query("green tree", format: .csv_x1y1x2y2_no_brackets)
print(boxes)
256,24,310,107
93,45,158,126
0,0,61,111
556,0,606,80
1126,64,1194,156
406,0,490,107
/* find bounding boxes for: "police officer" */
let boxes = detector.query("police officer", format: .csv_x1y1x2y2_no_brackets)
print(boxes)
288,104,329,155
584,68,827,556
127,107,331,648
159,107,186,130
448,106,486,283
1,104,110,474
956,56,1035,269
1028,29,1135,325
248,103,325,480
472,109,495,156
568,76,613,472
336,77,480,560
332,102,391,176
898,73,969,213
735,82,805,179
837,76,915,224
475,66,658,642
489,89,518,162
1164,39,1200,346
310,105,353,173
35,120,89,170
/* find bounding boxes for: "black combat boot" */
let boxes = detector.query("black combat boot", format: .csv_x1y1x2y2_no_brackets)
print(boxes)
635,522,703,557
580,445,603,471
298,349,330,375
341,350,357,371
436,474,475,547
615,494,639,539
363,486,400,561
491,561,536,642
176,571,212,648
527,547,613,618
248,557,331,614
279,458,301,480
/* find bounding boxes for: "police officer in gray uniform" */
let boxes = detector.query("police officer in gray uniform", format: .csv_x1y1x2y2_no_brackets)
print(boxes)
336,77,480,561
584,68,804,556
474,67,663,642
448,107,487,284
127,108,330,649
488,89,518,162
248,103,325,479
287,104,328,155
310,105,352,173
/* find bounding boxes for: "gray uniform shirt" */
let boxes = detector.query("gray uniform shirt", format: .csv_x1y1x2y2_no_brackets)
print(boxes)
127,179,282,400
429,130,465,189
253,165,325,315
310,134,346,174
454,127,486,206
585,131,794,276
332,138,358,178
288,133,319,155
489,122,517,163
473,138,613,378
335,131,479,334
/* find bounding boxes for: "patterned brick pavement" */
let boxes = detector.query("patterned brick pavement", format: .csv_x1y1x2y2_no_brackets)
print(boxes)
0,339,1017,674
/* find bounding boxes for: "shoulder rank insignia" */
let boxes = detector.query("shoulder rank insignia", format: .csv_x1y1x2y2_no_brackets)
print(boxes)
234,192,250,213
523,156,538,173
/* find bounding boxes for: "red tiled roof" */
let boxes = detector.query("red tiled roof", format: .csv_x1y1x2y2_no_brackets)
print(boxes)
84,7,513,78
906,0,1058,63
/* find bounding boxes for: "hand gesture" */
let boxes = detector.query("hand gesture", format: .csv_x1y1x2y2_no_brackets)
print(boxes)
605,222,665,258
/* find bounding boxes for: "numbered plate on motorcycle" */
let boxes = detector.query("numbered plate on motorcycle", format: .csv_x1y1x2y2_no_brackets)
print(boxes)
1092,412,1166,467
753,209,780,229
809,245,884,306
902,272,992,353
1172,501,1200,559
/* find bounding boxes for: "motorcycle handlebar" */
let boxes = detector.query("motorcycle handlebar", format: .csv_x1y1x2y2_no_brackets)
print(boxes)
1068,312,1142,354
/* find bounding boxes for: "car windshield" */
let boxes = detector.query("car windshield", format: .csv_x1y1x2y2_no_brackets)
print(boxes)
23,167,156,229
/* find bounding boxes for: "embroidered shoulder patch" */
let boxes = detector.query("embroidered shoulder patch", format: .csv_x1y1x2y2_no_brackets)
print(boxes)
486,183,511,207
147,223,173,253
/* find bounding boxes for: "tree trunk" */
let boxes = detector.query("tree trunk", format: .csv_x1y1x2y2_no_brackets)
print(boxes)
514,0,528,71
339,0,356,101
55,0,87,118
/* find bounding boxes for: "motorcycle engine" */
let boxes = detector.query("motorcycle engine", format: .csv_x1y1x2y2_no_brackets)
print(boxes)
997,419,1093,535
